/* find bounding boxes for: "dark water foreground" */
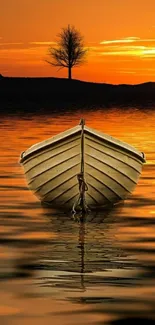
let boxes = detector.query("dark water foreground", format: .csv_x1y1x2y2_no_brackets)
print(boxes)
0,108,155,324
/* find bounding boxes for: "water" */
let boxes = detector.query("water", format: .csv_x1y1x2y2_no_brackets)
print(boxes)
0,108,155,324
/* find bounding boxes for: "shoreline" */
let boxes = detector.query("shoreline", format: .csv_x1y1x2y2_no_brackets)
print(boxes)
1,77,155,113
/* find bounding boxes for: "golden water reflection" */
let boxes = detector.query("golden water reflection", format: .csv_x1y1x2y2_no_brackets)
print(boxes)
0,108,155,324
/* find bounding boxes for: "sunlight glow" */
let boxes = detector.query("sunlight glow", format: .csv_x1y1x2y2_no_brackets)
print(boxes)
1,0,155,83
100,37,141,45
29,42,56,45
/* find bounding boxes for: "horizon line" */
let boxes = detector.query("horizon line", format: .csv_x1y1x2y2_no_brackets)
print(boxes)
0,74,155,86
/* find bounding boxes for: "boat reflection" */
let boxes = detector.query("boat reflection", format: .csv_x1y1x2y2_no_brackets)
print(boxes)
33,202,139,292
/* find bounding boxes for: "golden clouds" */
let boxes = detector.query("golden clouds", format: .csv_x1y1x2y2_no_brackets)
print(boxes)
1,36,155,82
89,37,155,58
29,42,56,46
100,37,141,45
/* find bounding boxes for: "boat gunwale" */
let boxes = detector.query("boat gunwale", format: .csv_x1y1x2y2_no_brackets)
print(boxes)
84,127,145,163
20,125,145,164
20,127,81,164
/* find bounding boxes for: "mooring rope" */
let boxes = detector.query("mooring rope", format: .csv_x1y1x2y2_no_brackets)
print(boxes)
77,173,88,194
72,119,89,214
72,173,88,214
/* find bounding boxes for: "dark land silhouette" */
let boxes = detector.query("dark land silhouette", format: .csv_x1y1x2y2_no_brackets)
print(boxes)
1,76,155,114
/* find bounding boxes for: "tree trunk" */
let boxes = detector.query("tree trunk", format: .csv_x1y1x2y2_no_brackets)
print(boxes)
68,66,72,79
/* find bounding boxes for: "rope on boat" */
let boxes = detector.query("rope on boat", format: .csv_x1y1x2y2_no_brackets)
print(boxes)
72,173,88,214
77,173,88,194
72,119,89,214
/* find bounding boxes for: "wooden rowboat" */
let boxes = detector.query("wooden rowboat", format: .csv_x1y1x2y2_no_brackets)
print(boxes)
20,119,145,212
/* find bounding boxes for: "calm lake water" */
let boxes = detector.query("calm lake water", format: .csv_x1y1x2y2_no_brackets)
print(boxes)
0,107,155,325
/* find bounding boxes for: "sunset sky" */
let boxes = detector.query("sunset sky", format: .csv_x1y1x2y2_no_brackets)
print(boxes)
1,0,155,84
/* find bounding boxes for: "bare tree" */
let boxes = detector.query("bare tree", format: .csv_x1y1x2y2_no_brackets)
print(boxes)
47,25,87,80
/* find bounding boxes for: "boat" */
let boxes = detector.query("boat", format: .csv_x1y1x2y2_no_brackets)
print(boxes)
20,119,145,212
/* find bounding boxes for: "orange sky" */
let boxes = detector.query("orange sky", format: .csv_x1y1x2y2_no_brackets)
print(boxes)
1,0,155,84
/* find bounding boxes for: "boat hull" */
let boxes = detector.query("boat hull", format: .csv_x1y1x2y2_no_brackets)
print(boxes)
20,125,145,211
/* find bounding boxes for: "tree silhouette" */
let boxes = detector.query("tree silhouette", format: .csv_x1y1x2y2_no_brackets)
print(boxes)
47,25,87,80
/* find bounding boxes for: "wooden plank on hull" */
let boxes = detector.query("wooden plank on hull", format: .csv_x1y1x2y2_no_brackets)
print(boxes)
85,138,142,172
25,148,80,179
24,139,80,172
84,126,144,162
85,192,100,206
85,170,130,198
85,153,139,184
62,194,79,210
85,151,139,182
85,133,144,163
85,159,137,193
28,156,80,190
86,184,110,205
35,166,79,196
85,173,122,202
42,177,78,202
47,185,79,206
21,126,81,163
